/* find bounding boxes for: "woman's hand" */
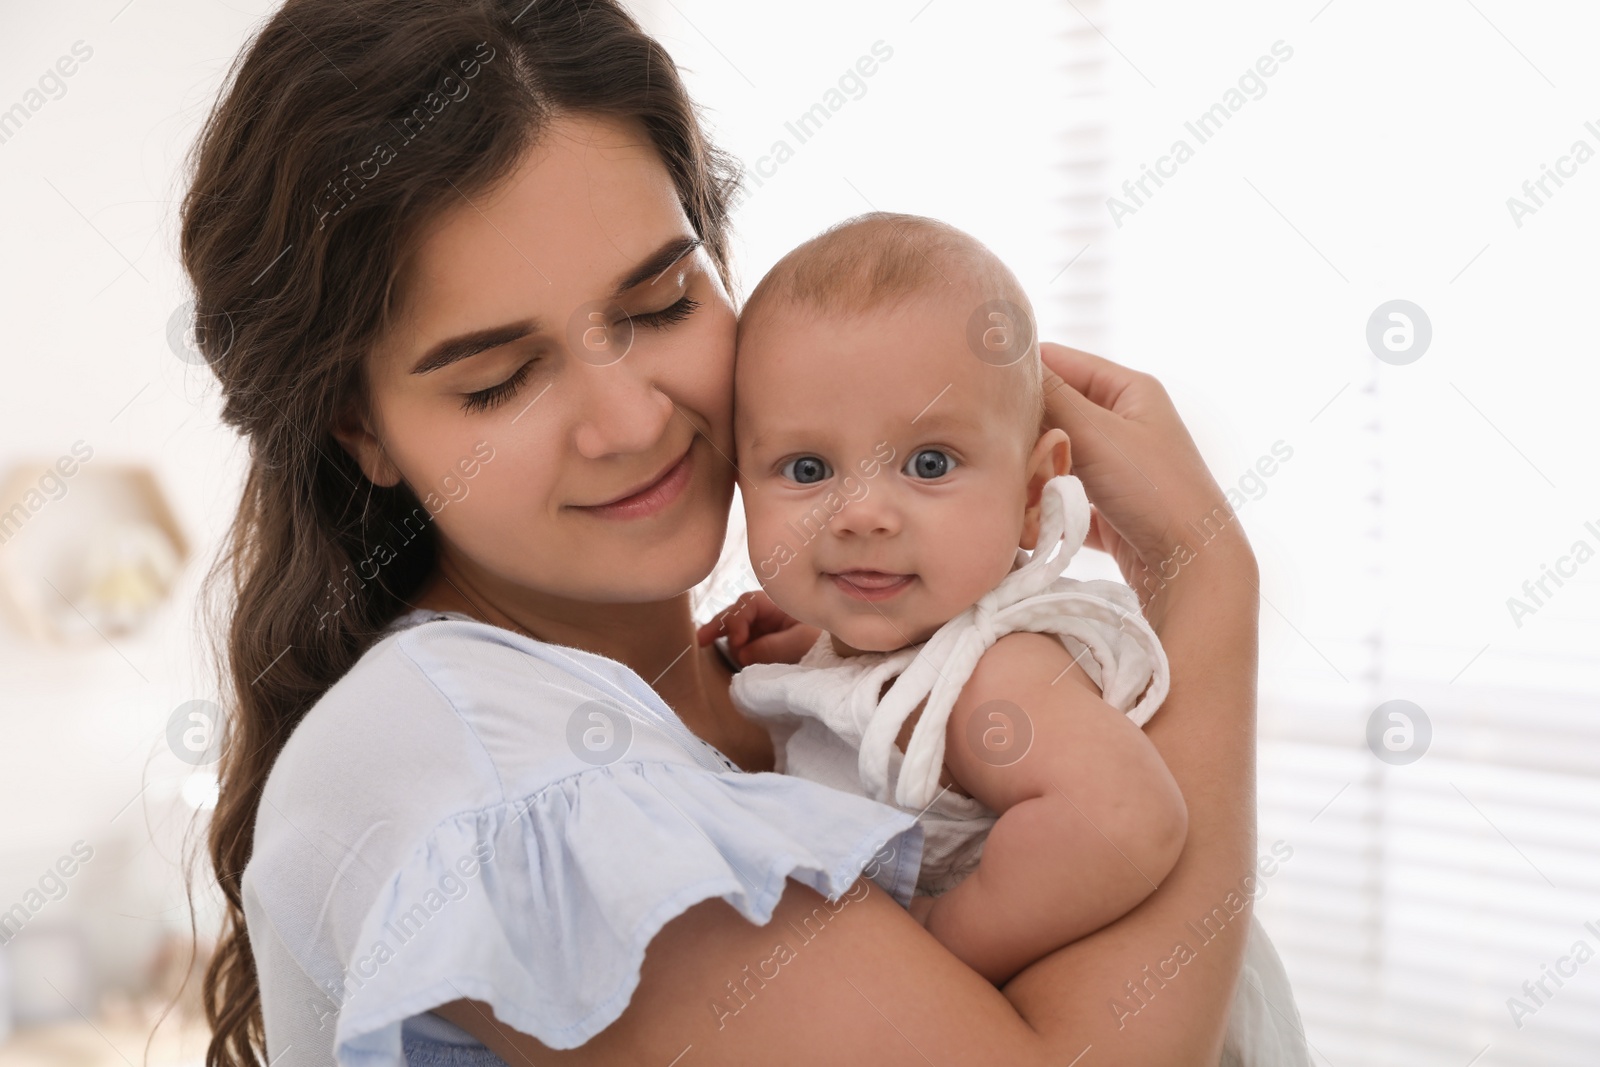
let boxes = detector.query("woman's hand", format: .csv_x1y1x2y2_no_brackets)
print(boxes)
696,590,821,666
1041,343,1255,620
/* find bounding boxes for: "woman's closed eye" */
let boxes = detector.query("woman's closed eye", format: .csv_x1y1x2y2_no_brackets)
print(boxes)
459,295,702,414
631,294,700,328
461,360,536,414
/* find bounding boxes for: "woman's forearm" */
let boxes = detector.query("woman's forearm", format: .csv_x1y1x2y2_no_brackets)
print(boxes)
999,535,1261,1066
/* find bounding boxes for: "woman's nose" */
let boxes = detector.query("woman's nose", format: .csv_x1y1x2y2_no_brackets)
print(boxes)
570,362,675,460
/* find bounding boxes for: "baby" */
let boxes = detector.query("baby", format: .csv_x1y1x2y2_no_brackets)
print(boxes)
724,212,1186,986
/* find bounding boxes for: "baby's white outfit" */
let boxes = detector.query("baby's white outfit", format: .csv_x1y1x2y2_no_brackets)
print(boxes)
731,473,1313,1067
732,474,1167,895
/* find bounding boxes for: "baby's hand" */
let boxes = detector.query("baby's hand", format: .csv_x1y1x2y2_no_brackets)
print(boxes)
696,590,821,666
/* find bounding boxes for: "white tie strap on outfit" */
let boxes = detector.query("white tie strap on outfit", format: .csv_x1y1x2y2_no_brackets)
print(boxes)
856,472,1170,812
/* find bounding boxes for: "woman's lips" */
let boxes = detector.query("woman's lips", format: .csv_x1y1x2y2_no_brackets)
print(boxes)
829,570,914,602
576,446,694,521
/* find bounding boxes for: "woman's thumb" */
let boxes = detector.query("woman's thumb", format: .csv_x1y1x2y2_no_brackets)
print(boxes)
1041,348,1106,439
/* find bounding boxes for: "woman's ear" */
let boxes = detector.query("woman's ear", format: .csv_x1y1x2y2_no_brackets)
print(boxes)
330,401,403,488
1019,428,1071,550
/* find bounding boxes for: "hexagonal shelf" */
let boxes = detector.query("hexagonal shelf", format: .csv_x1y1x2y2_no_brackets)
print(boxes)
0,457,189,643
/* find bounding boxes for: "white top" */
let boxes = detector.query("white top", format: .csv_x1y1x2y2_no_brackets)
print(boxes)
731,474,1169,893
240,611,924,1065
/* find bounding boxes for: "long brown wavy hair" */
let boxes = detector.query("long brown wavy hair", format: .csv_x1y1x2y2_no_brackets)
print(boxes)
176,2,740,1063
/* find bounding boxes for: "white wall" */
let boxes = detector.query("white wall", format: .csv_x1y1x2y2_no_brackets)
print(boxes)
1089,4,1600,1064
0,0,271,1013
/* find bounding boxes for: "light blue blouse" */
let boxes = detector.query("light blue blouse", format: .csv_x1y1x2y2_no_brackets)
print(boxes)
240,608,924,1066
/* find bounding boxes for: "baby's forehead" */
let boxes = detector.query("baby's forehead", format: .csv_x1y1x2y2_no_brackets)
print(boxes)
740,285,987,372
734,213,1042,444
735,292,1031,435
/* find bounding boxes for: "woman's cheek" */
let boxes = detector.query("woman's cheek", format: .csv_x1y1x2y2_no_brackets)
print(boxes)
437,470,470,504
691,308,738,432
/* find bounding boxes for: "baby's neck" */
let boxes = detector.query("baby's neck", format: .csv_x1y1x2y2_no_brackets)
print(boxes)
828,632,917,659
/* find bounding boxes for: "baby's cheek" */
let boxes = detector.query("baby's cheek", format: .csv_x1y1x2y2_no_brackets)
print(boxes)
930,518,1019,613
746,514,811,611
761,562,807,619
744,514,781,580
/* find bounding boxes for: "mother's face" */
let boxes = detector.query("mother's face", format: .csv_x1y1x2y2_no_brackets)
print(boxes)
335,113,737,605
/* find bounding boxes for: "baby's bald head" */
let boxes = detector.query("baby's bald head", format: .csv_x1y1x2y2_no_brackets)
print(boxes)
736,212,1045,438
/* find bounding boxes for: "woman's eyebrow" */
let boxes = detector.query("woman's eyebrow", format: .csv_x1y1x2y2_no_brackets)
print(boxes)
613,234,702,296
410,236,702,376
412,321,538,375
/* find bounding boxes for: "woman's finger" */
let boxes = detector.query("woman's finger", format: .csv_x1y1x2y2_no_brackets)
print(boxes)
1083,506,1106,555
1041,342,1147,417
1039,347,1109,446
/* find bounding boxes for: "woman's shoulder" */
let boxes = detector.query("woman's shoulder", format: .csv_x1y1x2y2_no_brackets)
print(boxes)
267,608,722,792
249,610,743,880
240,611,926,1062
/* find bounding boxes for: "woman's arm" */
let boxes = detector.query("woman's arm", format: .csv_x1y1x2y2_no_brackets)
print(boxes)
439,875,1050,1065
995,344,1261,1064
1000,534,1259,1064
438,346,1259,1066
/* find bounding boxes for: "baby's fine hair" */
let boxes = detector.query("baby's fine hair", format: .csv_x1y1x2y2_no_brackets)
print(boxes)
738,212,1046,430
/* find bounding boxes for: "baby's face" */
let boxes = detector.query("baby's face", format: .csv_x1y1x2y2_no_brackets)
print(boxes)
734,291,1063,654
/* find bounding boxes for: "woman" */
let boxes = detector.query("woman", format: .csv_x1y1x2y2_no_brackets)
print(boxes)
182,1,1263,1064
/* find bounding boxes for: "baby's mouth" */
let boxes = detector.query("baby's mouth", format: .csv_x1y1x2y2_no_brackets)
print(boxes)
827,570,915,602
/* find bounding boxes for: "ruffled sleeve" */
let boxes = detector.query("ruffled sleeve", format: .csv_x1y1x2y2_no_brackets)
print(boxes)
331,759,922,1062
243,613,924,1067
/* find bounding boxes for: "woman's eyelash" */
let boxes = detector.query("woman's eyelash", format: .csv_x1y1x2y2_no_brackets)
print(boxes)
631,295,700,328
462,361,533,414
459,296,698,414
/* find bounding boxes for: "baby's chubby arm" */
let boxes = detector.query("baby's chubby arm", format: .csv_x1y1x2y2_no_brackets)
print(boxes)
907,630,1188,986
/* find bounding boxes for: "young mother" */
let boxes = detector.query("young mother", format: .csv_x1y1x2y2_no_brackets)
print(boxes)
182,2,1260,1064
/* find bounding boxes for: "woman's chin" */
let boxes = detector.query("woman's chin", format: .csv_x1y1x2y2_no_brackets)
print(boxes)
566,473,734,601
589,528,731,603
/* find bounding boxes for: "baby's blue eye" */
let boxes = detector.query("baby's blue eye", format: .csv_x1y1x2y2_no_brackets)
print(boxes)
905,449,955,480
781,456,832,484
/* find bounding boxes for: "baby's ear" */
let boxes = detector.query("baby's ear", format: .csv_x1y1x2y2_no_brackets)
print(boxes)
1019,428,1071,550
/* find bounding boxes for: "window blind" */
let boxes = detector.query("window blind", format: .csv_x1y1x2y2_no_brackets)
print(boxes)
658,3,1600,1064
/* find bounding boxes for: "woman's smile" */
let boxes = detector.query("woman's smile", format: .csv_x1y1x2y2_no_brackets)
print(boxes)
571,441,696,521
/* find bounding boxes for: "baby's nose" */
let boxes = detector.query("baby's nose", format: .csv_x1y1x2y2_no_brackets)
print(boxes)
829,487,901,537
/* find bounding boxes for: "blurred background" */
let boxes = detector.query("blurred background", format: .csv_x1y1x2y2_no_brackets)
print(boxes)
1,0,1596,1064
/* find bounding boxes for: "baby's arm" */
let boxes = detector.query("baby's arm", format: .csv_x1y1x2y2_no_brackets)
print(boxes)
908,630,1188,986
